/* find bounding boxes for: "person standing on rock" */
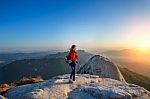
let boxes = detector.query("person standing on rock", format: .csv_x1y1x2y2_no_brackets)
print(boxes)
66,45,78,83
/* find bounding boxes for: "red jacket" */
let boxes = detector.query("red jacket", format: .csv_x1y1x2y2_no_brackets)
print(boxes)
70,51,78,62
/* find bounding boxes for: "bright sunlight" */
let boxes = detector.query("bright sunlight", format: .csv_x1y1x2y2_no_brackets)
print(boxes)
138,39,150,53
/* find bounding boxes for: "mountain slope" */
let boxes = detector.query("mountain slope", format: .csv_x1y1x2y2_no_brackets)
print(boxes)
101,49,150,77
4,74,150,99
120,68,150,91
78,55,125,82
0,58,69,84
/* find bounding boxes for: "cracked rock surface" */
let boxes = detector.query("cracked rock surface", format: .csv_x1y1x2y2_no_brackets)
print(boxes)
4,74,150,99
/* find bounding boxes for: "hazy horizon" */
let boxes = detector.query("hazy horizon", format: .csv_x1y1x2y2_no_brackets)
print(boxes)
0,47,136,54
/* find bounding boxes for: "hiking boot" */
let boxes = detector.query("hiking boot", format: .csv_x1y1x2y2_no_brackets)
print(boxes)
73,80,76,83
69,79,73,83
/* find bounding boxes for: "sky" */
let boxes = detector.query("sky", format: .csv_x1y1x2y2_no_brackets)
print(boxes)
0,0,150,52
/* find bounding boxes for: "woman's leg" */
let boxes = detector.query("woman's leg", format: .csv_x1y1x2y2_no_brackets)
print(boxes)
70,61,76,81
72,66,76,81
70,66,74,79
72,62,76,81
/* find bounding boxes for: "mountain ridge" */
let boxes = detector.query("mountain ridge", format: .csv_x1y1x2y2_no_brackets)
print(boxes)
78,55,125,82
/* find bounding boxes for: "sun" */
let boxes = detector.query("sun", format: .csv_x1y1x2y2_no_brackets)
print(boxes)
139,40,150,51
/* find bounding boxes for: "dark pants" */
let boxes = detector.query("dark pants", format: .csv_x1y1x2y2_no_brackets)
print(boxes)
69,61,76,81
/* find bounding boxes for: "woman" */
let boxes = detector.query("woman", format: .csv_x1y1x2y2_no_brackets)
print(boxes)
69,45,78,83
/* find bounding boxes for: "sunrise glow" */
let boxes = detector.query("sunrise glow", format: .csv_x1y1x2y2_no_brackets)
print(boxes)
134,39,150,55
140,40,150,49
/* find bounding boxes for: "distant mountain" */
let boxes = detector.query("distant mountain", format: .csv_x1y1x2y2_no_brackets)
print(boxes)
0,51,55,67
119,67,150,91
0,58,69,84
101,49,138,58
0,61,5,68
101,49,150,77
0,50,93,84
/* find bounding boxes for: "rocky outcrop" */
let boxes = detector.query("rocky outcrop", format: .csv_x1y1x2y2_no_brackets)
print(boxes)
78,55,125,82
4,74,150,99
0,76,43,96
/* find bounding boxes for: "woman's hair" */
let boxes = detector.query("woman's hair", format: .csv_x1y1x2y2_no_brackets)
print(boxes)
70,45,76,52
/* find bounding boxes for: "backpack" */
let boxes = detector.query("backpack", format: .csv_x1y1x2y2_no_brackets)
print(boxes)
66,52,71,64
66,51,78,64
66,52,71,60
